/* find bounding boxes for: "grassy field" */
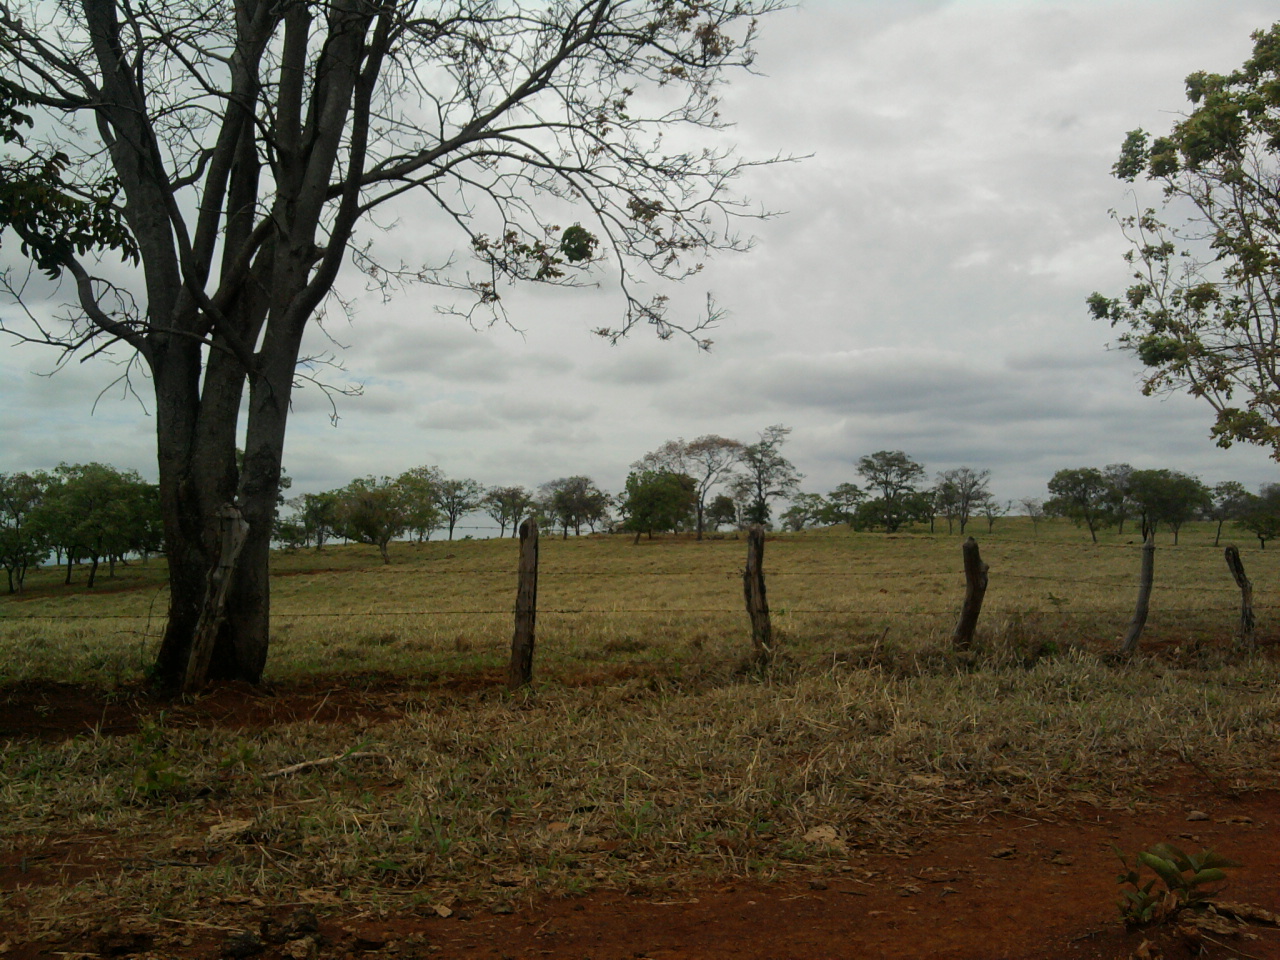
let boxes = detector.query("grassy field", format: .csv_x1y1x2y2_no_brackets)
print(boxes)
2,519,1279,945
2,517,1277,685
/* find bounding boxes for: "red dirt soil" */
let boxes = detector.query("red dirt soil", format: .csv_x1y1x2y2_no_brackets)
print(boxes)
2,679,1278,960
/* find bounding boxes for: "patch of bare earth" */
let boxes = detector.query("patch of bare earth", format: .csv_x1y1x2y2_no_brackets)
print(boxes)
2,680,1277,960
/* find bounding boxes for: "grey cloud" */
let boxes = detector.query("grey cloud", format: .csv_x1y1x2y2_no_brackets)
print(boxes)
484,394,597,425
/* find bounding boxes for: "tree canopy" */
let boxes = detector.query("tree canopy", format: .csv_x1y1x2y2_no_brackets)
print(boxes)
1089,24,1280,458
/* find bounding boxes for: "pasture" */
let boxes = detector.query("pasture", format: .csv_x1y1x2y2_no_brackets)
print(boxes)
2,520,1279,958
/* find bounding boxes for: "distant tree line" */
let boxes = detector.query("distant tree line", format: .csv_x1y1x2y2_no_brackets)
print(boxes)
9,438,1280,587
0,464,161,593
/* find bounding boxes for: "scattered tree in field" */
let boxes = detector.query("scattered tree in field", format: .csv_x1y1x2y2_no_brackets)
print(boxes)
331,478,408,564
436,478,485,542
295,493,339,551
618,470,697,542
780,492,828,531
539,477,611,539
822,482,865,527
483,486,535,539
1208,481,1251,546
0,471,48,593
0,0,785,689
934,467,991,535
980,497,1009,533
733,425,803,525
1103,463,1136,536
856,451,927,532
396,467,445,542
33,463,159,587
1019,497,1046,536
633,435,743,540
1127,469,1210,544
1046,468,1113,542
1088,25,1280,458
705,494,739,531
855,489,933,533
1237,484,1280,549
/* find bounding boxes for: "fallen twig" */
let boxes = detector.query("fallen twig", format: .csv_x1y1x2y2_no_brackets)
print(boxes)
264,751,390,779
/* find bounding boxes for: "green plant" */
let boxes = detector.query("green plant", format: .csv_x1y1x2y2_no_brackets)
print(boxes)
1113,842,1240,925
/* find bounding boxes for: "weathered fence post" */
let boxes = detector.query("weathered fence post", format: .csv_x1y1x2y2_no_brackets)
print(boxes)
508,518,539,690
742,524,772,663
1225,546,1256,651
183,503,249,695
1119,533,1156,660
951,536,989,649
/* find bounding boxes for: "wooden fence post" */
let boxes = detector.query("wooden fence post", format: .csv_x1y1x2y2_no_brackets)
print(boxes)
508,518,539,690
951,537,988,649
1119,533,1156,660
1225,546,1256,651
742,524,772,663
183,503,249,695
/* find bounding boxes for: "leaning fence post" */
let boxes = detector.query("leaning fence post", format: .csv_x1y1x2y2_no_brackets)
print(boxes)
742,524,772,663
951,537,989,649
1119,533,1156,660
508,518,539,690
1225,546,1256,651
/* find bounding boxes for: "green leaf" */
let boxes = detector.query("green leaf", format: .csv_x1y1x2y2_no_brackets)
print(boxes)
1138,851,1185,889
1193,850,1242,871
1189,868,1227,887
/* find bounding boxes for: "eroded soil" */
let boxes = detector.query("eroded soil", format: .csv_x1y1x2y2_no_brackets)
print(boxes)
2,679,1278,960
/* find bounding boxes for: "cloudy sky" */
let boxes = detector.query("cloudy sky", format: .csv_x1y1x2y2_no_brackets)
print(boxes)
4,0,1280,519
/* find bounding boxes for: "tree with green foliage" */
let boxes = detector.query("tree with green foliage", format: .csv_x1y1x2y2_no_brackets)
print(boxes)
0,471,48,593
821,482,864,527
0,0,784,690
483,486,535,539
0,82,138,279
854,489,932,533
705,493,738,531
396,467,445,543
1088,24,1280,459
435,477,485,542
780,492,828,532
855,451,927,533
1236,484,1280,549
733,425,803,525
633,435,743,540
1208,480,1251,546
1045,467,1112,542
34,463,158,587
1127,469,1210,544
539,477,611,539
618,470,697,542
330,477,408,564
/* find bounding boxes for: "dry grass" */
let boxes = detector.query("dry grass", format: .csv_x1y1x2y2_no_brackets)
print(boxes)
3,518,1275,684
2,520,1280,940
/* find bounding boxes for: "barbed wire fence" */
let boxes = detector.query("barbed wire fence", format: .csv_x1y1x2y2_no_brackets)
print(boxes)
2,525,1273,685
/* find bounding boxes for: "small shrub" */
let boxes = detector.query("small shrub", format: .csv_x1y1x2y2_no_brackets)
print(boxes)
1114,842,1240,925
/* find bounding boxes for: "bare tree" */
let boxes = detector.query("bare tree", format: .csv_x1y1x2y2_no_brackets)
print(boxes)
934,467,991,536
1018,497,1045,536
0,0,787,689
